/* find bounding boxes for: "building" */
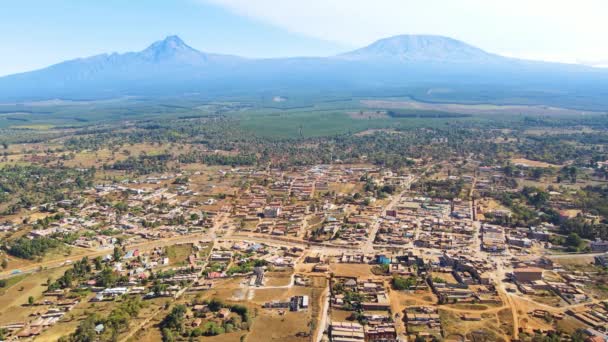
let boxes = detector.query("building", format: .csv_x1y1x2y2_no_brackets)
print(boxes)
590,239,608,253
595,254,608,267
513,267,544,283
264,206,282,218
364,324,397,341
330,322,365,342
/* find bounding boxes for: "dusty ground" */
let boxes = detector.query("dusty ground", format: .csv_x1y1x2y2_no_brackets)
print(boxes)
329,264,376,278
511,158,562,168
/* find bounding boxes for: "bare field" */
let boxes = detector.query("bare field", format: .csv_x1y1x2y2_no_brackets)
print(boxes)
248,310,310,342
264,271,293,286
361,99,598,116
329,264,375,278
511,158,562,168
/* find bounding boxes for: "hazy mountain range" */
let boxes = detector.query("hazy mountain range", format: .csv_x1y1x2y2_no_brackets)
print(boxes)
1,35,608,109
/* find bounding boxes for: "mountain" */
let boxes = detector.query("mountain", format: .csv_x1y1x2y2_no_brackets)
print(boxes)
0,36,249,100
138,35,209,65
1,35,607,109
337,35,501,63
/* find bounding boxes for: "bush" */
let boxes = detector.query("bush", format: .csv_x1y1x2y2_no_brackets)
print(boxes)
392,275,416,290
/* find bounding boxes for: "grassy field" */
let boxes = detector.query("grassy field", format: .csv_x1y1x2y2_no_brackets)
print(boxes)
237,110,475,138
165,243,193,266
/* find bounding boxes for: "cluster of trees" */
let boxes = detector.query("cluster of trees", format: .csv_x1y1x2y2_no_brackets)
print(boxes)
560,217,608,241
0,165,94,214
414,179,464,200
331,282,365,311
391,275,417,290
487,187,560,228
105,153,172,175
177,151,257,166
361,178,397,200
226,259,267,276
60,297,144,342
6,237,60,260
161,299,250,341
47,256,122,291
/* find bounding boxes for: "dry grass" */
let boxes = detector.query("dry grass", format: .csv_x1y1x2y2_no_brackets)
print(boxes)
0,266,70,325
248,310,310,342
264,271,292,286
329,264,375,278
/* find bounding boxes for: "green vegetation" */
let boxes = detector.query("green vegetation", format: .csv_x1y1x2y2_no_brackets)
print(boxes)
414,178,465,199
226,259,267,275
392,275,418,290
387,109,471,118
6,237,61,260
0,165,94,214
161,298,250,341
60,297,145,342
105,154,171,175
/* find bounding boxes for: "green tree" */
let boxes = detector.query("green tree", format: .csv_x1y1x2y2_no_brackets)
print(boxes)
113,246,123,261
566,232,583,250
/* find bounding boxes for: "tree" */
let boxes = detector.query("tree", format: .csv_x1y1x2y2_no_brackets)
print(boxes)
113,246,123,261
28,296,35,306
392,275,417,290
70,314,99,342
566,232,583,250
161,305,186,333
94,256,103,270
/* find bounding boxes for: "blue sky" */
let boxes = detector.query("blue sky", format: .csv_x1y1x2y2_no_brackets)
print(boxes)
0,0,349,76
2,0,608,76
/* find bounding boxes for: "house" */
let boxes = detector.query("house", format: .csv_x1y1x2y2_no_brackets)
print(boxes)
331,322,365,342
513,267,544,283
590,239,608,252
218,308,231,318
595,254,608,267
264,206,282,218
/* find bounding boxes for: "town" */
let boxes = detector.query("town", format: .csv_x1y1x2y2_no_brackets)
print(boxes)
1,155,608,342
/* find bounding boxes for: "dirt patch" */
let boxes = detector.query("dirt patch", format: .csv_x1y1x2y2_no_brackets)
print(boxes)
329,264,375,278
511,158,562,168
264,271,292,286
248,310,310,342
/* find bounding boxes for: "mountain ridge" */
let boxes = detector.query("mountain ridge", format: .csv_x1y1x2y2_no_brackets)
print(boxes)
336,34,503,63
1,34,607,104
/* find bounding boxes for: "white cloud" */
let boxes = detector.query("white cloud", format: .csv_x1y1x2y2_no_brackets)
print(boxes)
201,0,608,62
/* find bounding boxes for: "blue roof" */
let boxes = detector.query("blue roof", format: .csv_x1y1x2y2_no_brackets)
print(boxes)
250,243,263,250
